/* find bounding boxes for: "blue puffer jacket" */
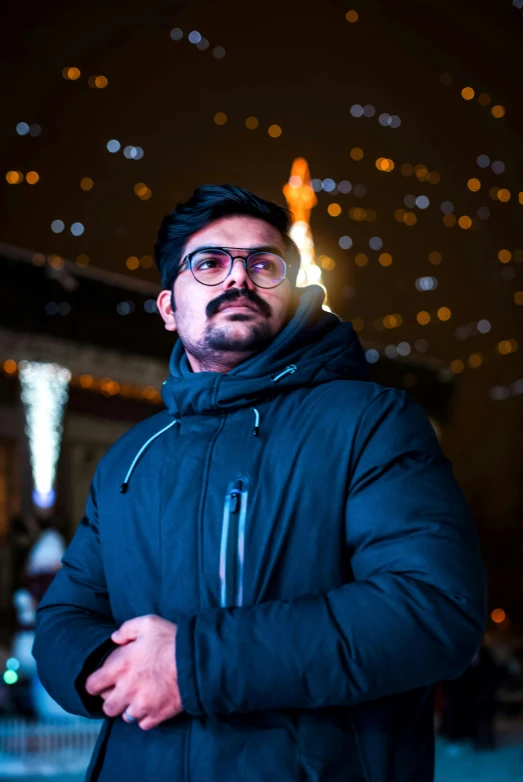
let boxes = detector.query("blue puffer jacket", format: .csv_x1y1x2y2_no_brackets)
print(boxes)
34,285,485,782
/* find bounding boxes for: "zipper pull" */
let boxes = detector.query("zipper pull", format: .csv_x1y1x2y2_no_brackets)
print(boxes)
229,480,243,513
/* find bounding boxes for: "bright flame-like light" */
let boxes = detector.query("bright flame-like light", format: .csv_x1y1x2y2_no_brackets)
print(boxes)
19,362,71,510
283,158,331,311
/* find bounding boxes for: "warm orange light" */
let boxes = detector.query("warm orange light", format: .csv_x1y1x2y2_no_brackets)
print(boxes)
498,249,512,263
213,112,227,125
429,251,442,265
79,374,94,388
126,256,140,271
403,212,417,226
352,317,364,331
26,171,39,185
417,311,431,325
438,307,451,321
32,253,45,266
383,314,402,329
468,353,483,369
49,255,64,269
497,340,515,355
467,178,481,192
76,254,90,267
458,215,472,229
415,166,429,182
140,255,153,268
345,9,359,22
394,208,406,222
519,192,523,204
450,360,464,374
491,105,505,119
491,608,506,624
94,75,108,88
461,86,475,100
428,171,441,185
478,93,491,106
80,177,94,191
378,252,392,267
327,203,341,217
3,359,17,375
514,291,523,306
488,186,500,200
6,170,23,184
245,116,259,129
65,67,81,80
319,255,335,270
350,147,364,161
443,214,457,227
268,124,282,138
354,253,368,267
350,207,365,221
497,189,511,202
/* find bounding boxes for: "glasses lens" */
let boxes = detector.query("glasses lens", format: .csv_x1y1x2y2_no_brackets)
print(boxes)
191,250,231,284
247,253,286,288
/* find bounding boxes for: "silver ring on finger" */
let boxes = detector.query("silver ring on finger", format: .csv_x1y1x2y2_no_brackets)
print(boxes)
124,708,137,723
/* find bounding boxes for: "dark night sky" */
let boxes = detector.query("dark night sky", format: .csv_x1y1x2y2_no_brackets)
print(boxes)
2,0,523,623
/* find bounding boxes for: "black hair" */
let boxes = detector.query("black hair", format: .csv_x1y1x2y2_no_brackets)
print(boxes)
154,184,301,291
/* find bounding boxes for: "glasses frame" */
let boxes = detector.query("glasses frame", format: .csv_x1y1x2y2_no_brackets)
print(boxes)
180,246,290,289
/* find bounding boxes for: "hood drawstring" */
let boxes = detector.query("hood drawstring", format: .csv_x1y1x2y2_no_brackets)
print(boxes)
250,364,297,438
272,363,297,383
251,407,260,437
120,419,179,494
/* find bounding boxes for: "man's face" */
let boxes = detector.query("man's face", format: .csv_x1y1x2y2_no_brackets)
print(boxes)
157,215,294,372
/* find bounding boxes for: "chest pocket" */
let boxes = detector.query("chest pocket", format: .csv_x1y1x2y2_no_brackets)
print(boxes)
219,476,249,607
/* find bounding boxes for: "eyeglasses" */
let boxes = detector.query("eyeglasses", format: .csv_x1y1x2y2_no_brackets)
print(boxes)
179,247,290,288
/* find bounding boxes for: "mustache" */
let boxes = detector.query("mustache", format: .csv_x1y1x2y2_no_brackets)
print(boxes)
206,288,272,318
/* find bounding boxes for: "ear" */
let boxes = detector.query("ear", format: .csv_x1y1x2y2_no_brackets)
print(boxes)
157,289,177,332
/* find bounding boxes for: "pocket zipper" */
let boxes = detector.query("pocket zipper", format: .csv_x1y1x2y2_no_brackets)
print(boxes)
219,477,249,607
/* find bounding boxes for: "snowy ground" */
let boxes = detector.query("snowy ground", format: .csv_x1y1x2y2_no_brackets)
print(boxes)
1,720,522,780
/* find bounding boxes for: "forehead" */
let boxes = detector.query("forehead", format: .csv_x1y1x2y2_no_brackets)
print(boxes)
183,215,286,256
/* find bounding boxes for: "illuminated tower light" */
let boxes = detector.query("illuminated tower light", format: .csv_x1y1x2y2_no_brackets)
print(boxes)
19,362,71,509
283,158,330,311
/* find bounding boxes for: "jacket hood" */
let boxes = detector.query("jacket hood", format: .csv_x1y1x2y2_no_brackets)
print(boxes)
161,285,369,417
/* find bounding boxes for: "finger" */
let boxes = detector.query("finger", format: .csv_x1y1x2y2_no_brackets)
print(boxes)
100,687,114,700
138,715,159,731
86,668,115,697
111,615,152,644
122,702,148,724
102,693,129,719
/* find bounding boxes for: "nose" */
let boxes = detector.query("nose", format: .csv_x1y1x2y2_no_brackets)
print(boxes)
224,257,255,290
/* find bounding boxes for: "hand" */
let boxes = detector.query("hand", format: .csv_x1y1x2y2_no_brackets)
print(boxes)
85,615,183,730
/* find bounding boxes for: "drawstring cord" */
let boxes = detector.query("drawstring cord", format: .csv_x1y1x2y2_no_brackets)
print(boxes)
121,365,297,481
272,364,297,382
251,407,260,437
120,419,179,493
251,364,298,437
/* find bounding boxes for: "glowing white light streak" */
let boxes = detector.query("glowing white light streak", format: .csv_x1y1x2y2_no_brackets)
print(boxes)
19,362,71,509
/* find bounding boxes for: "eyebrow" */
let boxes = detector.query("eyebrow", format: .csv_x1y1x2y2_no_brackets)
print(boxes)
187,244,285,256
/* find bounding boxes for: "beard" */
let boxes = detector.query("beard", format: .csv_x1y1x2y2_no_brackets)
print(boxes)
180,316,274,368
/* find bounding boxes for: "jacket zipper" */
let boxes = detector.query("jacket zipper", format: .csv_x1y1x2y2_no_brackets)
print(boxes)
219,477,249,607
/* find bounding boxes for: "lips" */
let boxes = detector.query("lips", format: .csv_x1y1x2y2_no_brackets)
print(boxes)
219,300,259,313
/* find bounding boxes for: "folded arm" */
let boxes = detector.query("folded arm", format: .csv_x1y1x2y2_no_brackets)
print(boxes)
176,390,486,716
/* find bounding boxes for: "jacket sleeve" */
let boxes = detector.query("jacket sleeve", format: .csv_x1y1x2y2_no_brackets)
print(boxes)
32,463,119,718
175,390,486,716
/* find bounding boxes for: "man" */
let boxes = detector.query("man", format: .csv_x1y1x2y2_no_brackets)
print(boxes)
33,184,485,782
